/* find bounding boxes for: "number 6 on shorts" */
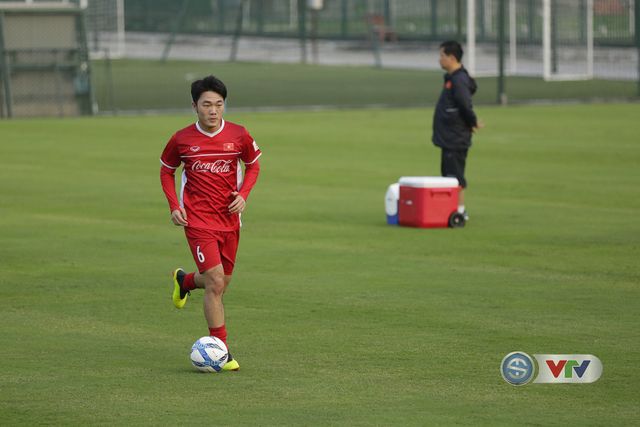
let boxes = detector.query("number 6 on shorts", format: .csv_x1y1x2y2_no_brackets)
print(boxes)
196,245,205,263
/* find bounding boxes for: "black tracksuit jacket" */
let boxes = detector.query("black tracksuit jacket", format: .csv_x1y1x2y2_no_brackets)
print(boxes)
432,67,478,151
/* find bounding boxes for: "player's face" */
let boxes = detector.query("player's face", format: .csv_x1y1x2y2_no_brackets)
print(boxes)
194,91,225,132
439,48,454,71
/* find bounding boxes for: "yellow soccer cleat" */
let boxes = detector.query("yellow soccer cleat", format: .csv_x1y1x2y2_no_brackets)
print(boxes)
222,355,240,371
172,268,189,309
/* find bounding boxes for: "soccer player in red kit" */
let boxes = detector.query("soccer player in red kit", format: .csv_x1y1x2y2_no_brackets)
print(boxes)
160,75,261,371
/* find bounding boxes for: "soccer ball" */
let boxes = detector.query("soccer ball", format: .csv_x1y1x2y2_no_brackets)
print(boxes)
190,336,228,372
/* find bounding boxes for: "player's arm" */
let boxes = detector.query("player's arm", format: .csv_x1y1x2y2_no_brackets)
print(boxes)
229,132,262,214
160,165,188,226
229,159,261,214
160,136,188,226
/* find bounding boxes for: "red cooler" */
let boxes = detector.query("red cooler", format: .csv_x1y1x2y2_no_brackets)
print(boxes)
398,177,461,228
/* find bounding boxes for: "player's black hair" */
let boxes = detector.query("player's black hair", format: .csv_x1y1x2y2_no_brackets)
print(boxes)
191,75,227,103
439,40,463,62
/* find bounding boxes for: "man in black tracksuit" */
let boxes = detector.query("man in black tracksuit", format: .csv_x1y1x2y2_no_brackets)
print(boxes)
432,40,482,220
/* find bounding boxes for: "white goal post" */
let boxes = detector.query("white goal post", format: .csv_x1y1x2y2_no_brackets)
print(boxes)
466,0,519,77
543,0,594,81
466,0,595,81
84,0,126,59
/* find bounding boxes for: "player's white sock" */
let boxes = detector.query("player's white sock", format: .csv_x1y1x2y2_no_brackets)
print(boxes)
457,205,465,214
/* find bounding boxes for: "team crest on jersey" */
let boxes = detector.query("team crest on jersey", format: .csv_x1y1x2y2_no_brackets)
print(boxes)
190,146,201,152
223,143,235,151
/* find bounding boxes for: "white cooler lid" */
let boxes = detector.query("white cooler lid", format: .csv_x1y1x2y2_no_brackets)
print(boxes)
399,176,460,188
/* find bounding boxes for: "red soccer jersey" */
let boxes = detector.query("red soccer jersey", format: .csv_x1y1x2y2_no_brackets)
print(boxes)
160,120,262,231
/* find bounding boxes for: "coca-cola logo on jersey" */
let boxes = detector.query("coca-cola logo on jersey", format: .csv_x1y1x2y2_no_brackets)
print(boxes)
191,159,233,174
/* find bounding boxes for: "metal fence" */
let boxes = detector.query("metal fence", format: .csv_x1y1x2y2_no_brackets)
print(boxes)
1,0,638,117
0,1,93,118
83,0,639,82
119,0,636,46
86,0,640,112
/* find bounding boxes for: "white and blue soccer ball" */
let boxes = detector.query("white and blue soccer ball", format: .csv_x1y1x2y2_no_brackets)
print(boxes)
190,336,228,372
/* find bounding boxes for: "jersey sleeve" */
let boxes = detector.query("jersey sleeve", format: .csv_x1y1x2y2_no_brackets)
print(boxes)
240,128,262,165
160,134,181,169
159,134,181,212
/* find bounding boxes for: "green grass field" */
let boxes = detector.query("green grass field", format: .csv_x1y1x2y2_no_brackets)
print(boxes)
1,103,639,425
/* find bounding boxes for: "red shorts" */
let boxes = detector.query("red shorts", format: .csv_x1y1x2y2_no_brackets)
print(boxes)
184,227,240,275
